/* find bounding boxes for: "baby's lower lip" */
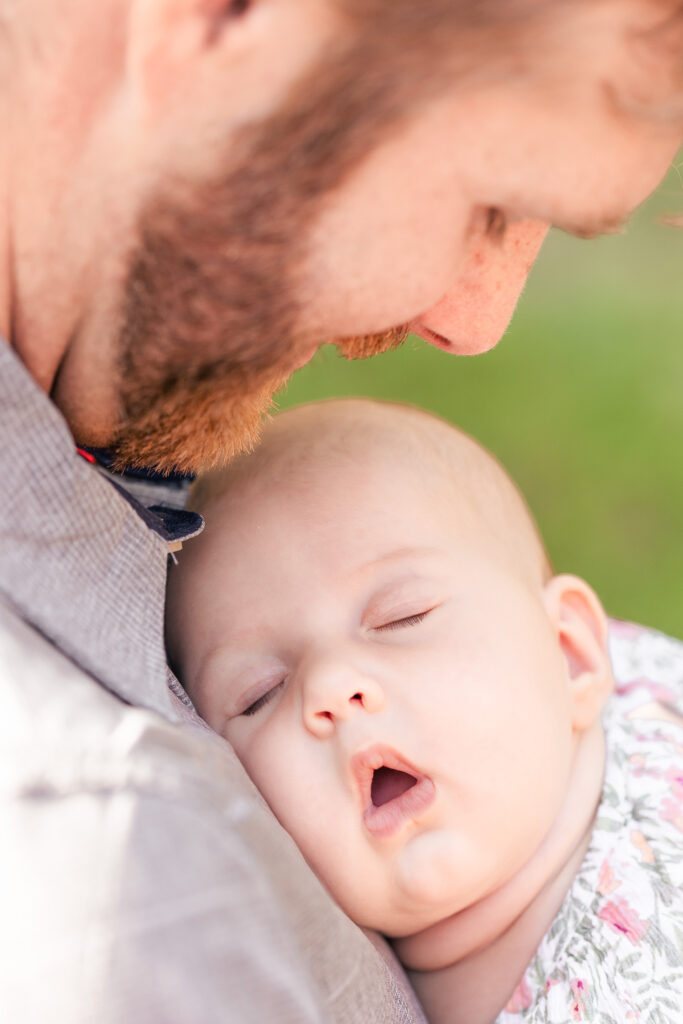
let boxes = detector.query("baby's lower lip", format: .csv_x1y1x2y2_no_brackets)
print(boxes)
363,776,436,839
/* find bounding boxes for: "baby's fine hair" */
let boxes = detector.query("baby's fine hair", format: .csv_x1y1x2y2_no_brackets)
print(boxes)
189,398,553,587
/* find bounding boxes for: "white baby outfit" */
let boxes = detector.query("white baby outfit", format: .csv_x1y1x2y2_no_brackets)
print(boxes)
500,622,683,1024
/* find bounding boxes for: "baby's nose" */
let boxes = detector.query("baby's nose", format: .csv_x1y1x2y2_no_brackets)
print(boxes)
301,658,385,739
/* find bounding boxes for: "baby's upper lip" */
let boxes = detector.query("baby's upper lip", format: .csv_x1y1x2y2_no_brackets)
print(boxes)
351,744,436,839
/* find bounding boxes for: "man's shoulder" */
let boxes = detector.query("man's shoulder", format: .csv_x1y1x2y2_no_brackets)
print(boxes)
0,597,235,800
0,599,427,1024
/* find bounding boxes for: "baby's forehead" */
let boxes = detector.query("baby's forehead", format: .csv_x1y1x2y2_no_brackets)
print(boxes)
197,402,470,501
189,400,549,584
193,416,458,544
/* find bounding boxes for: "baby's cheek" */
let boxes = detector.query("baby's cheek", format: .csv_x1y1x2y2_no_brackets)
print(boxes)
241,732,312,830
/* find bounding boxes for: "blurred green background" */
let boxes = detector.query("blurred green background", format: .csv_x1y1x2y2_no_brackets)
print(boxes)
278,160,683,638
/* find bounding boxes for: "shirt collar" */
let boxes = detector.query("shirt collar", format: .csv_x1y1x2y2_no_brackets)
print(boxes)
75,445,203,551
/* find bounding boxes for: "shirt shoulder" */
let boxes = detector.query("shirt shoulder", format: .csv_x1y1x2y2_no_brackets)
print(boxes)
0,600,427,1024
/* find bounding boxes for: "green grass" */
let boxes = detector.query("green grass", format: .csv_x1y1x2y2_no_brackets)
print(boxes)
277,162,683,638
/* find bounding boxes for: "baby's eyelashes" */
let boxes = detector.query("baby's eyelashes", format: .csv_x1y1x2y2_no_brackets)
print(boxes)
241,678,286,716
373,609,433,632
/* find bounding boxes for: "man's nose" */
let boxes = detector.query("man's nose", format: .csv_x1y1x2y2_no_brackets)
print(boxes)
301,655,386,739
412,219,549,356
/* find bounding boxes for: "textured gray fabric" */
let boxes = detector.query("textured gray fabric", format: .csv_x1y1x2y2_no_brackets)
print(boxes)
0,342,173,718
0,342,426,1024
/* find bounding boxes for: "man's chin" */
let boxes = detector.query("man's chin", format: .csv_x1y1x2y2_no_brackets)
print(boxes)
113,372,287,476
111,327,408,475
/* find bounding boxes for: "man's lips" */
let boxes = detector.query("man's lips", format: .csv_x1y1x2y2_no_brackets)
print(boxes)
351,745,436,840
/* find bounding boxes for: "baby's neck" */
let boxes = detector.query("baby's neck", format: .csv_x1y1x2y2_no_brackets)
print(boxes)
394,721,605,1024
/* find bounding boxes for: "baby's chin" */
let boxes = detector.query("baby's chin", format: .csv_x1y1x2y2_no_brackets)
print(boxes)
395,828,491,909
359,829,495,940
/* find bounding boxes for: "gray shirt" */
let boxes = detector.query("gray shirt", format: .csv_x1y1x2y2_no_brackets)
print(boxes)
0,341,425,1023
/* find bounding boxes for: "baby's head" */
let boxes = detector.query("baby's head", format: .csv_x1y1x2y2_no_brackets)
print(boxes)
166,399,612,942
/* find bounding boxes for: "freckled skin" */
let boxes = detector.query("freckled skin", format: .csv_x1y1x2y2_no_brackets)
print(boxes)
2,0,682,452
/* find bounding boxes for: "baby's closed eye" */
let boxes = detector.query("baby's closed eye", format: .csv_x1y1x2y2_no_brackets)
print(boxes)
374,609,433,632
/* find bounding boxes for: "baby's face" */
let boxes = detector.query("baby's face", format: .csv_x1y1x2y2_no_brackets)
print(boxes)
175,456,577,937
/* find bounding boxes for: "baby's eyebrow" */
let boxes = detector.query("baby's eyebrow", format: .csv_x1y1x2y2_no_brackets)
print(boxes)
352,546,442,578
197,643,251,688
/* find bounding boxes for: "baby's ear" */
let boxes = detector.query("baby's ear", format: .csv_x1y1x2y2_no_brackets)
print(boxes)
543,574,614,733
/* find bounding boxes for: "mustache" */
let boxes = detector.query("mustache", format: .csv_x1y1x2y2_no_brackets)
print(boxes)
335,323,410,361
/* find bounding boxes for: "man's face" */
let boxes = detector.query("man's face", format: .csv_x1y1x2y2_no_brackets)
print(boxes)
175,457,577,937
299,75,680,353
50,0,683,471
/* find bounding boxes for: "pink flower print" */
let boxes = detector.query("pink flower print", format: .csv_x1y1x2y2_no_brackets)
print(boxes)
630,830,655,864
660,795,683,832
665,766,683,801
616,680,640,696
545,977,560,992
505,976,533,1014
624,995,641,1022
570,978,587,1021
597,859,620,895
598,899,649,945
616,678,675,703
628,754,646,777
649,684,677,704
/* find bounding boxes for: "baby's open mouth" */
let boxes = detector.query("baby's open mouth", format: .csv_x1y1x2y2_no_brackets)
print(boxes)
352,745,436,839
371,767,418,807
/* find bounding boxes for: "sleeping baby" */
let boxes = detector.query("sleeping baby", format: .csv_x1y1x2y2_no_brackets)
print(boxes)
166,399,683,1024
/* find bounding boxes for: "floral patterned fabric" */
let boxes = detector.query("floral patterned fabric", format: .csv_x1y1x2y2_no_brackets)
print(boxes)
500,622,683,1024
